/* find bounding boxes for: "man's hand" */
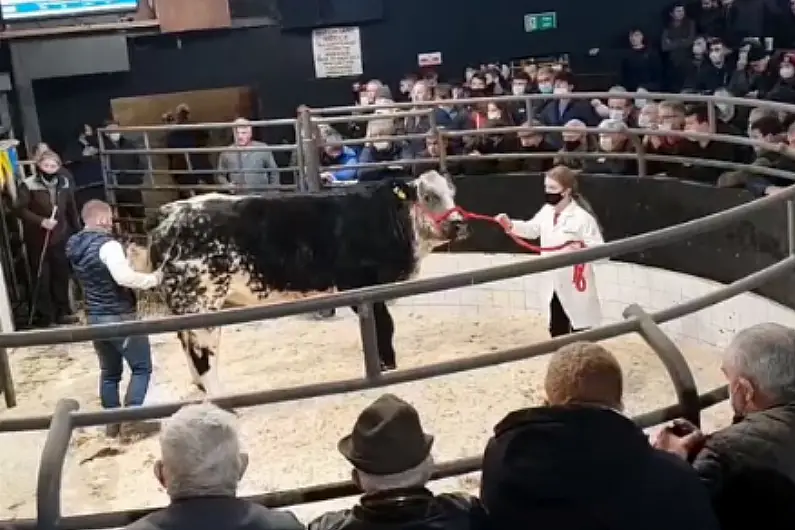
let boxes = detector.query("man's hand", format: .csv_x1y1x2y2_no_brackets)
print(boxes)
41,218,57,230
651,419,705,460
320,172,335,184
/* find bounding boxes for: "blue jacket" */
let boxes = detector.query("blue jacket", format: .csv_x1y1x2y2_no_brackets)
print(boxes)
322,146,359,182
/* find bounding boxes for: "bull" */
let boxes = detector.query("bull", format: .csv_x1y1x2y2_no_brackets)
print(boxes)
127,171,467,395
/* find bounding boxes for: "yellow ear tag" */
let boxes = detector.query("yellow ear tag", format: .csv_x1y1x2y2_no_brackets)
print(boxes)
393,186,407,200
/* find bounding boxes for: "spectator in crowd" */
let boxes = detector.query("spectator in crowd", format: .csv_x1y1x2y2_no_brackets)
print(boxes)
718,116,790,194
553,119,591,170
309,394,481,530
653,323,795,507
462,102,518,174
480,341,720,530
534,66,555,96
126,402,303,530
713,88,744,132
404,80,435,156
217,118,280,194
621,28,663,92
729,43,780,99
718,0,764,48
507,71,533,124
585,119,638,175
682,36,709,91
686,38,734,93
358,117,410,182
638,102,660,129
681,103,744,184
645,100,690,176
102,120,146,234
605,86,639,126
410,131,463,177
766,53,795,105
662,4,697,90
398,73,418,103
538,70,600,148
433,84,469,131
66,200,160,436
319,132,359,186
503,119,556,173
772,0,795,48
166,103,213,199
15,149,81,328
68,123,106,211
696,0,724,37
468,73,488,97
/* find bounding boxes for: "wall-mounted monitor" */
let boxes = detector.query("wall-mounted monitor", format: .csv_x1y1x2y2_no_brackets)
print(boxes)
1,0,138,22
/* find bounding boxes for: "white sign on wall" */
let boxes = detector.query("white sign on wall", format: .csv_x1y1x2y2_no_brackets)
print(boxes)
311,26,364,79
417,52,442,67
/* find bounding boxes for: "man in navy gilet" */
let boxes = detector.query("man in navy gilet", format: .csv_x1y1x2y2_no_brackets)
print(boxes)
66,200,162,436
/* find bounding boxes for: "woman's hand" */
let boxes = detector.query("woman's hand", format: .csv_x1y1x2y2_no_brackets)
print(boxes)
495,213,512,230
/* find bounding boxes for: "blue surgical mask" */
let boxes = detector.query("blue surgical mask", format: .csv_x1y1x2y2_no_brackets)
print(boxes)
538,83,553,94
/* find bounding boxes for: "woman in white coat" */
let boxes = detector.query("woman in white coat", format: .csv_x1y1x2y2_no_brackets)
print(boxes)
496,165,604,337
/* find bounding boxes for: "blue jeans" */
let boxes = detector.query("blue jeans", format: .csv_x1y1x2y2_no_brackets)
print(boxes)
87,314,153,409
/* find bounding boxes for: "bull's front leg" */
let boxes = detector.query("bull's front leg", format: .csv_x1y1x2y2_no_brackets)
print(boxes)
177,327,223,395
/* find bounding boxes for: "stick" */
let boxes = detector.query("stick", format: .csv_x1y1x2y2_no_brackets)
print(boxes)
27,207,58,327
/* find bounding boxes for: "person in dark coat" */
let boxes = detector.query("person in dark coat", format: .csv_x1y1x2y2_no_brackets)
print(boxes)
537,70,600,148
480,341,719,530
501,120,556,173
309,394,482,530
165,103,214,198
102,121,146,234
67,123,106,212
621,29,663,91
654,323,795,503
410,133,463,177
14,149,81,327
126,402,303,530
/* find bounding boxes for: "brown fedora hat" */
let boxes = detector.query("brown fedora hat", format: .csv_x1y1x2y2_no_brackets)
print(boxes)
338,394,433,475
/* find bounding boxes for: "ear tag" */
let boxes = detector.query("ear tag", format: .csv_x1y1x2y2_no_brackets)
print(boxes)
393,186,407,200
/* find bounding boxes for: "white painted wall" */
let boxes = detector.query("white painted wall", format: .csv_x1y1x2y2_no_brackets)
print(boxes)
397,253,795,349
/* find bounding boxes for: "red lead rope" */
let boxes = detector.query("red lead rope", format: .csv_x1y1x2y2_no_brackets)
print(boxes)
421,205,588,292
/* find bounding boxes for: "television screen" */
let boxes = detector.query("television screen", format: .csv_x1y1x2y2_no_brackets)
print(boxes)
1,0,138,21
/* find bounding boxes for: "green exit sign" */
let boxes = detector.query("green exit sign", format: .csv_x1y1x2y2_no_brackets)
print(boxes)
524,11,557,32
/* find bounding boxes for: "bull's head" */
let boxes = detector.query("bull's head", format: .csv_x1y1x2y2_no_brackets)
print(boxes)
396,170,468,249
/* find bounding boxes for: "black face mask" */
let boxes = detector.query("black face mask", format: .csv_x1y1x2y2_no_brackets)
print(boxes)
564,140,581,151
470,88,485,97
545,192,564,205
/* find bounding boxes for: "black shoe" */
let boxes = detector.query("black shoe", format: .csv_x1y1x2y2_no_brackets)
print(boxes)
56,314,80,326
380,361,397,371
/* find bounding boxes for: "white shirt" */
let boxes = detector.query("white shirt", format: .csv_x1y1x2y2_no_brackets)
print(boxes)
98,240,160,290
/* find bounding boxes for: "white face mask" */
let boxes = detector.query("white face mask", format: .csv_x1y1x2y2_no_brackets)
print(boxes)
781,67,795,79
637,115,654,128
373,141,390,150
487,111,502,120
709,51,724,63
599,138,613,151
659,122,673,131
512,84,527,95
553,86,569,95
608,109,624,121
693,44,706,55
108,132,121,143
635,99,647,108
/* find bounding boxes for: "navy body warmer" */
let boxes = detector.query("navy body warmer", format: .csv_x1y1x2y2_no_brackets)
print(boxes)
66,230,137,316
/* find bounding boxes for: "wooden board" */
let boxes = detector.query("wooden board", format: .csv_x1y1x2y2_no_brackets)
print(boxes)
110,86,255,208
153,0,231,33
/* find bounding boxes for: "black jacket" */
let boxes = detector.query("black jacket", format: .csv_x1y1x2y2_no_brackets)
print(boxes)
308,488,481,530
693,402,795,497
125,496,304,530
14,170,81,250
480,406,719,530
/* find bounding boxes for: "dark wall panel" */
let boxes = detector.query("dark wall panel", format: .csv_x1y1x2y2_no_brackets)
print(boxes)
31,0,675,152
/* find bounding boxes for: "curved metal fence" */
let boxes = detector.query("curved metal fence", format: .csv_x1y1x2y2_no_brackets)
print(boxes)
3,91,795,529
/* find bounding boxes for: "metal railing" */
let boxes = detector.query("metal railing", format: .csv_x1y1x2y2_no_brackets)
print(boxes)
3,91,795,529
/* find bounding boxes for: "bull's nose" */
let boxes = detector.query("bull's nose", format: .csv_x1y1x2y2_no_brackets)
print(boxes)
452,220,469,240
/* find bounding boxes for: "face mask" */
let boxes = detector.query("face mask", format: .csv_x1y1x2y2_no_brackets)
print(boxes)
545,192,564,205
693,44,706,55
512,84,527,95
635,99,647,108
638,115,653,128
564,140,581,150
709,51,724,64
470,88,485,97
487,111,502,120
553,86,569,95
659,122,673,131
599,138,613,151
373,141,390,150
108,132,121,143
608,109,624,121
781,67,795,79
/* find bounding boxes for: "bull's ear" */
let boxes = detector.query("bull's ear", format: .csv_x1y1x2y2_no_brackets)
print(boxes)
392,180,417,202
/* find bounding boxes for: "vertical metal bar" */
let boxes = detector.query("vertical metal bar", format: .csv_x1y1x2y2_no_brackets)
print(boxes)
524,95,533,123
622,304,701,427
788,200,795,255
357,303,382,380
97,132,117,220
706,101,717,133
0,226,16,406
293,120,306,191
0,347,15,407
9,42,42,152
36,398,79,530
142,132,155,179
298,106,321,192
631,131,647,178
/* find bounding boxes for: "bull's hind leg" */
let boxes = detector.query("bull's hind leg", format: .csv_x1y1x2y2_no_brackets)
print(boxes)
351,302,397,370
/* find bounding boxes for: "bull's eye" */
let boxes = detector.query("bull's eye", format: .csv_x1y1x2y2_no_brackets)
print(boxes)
423,193,437,204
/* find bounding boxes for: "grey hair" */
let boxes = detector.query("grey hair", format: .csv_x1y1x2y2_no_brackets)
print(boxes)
725,323,795,402
159,402,244,499
356,455,434,493
598,119,627,132
366,117,395,138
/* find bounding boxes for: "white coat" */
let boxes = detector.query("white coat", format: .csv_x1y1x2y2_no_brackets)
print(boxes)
509,200,604,329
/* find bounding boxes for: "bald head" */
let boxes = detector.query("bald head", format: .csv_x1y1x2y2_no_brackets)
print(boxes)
81,200,113,228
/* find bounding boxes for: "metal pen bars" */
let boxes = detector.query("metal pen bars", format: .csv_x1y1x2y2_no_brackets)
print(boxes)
2,91,795,529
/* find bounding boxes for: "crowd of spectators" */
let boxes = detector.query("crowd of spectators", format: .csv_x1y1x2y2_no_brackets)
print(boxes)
125,322,795,530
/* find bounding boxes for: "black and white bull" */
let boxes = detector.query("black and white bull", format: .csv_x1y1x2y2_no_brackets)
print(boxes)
128,171,466,395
